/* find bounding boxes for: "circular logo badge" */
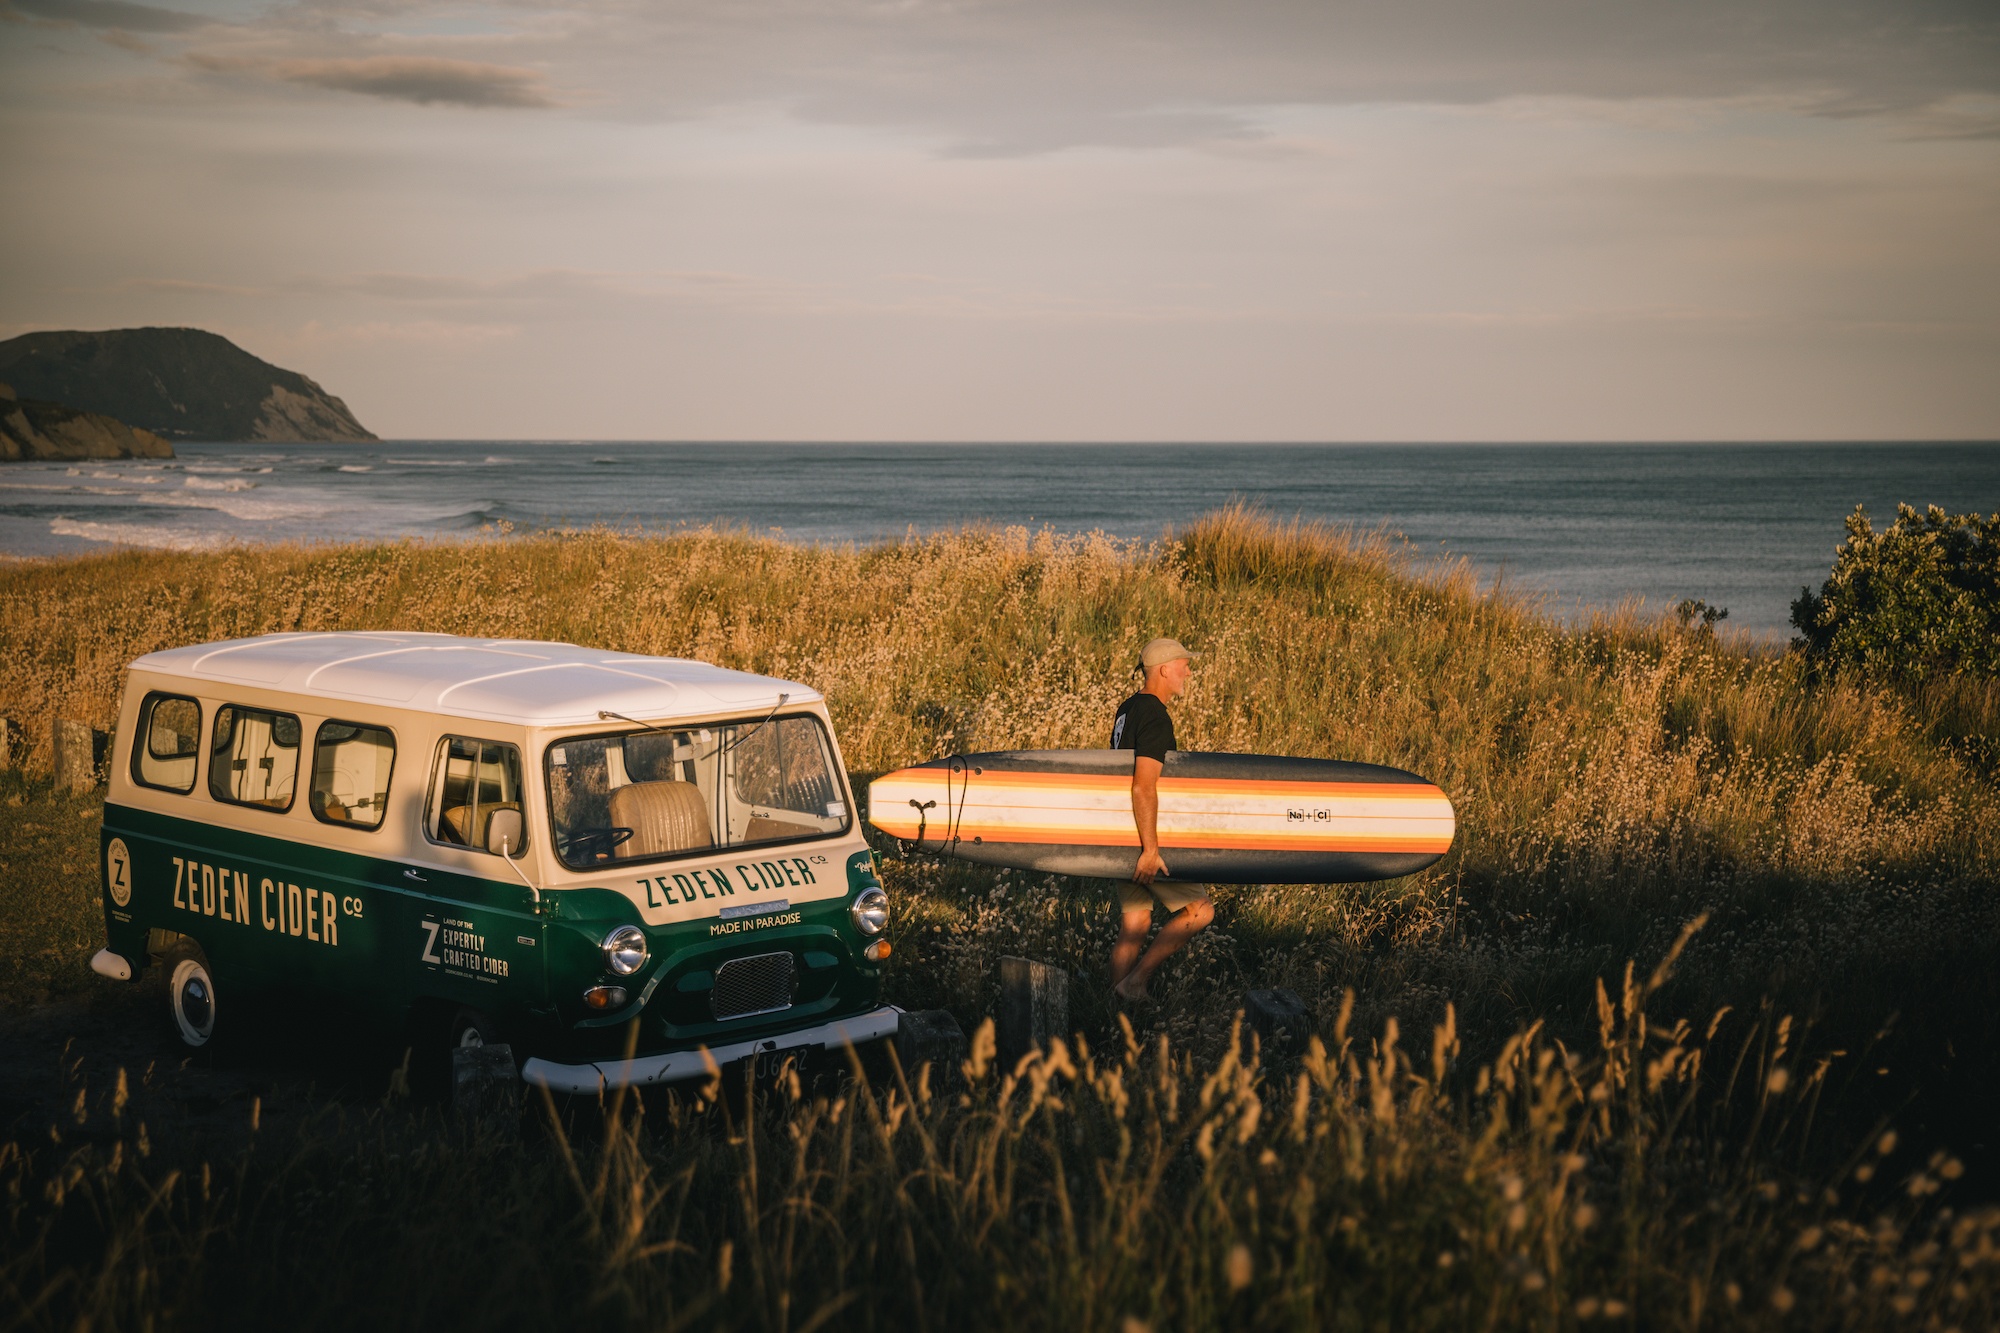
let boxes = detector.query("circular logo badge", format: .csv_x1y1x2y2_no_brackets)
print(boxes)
106,837,133,908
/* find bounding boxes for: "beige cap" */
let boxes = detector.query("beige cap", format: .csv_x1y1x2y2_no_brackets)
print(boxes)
1138,637,1197,669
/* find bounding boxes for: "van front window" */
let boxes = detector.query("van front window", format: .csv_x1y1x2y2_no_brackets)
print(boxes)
546,715,849,870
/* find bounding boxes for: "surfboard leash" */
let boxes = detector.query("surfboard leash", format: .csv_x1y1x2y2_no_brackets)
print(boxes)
943,755,969,857
897,755,970,861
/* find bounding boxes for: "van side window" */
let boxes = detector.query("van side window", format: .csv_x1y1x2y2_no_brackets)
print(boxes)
310,722,396,830
427,736,527,857
131,693,201,794
208,705,301,811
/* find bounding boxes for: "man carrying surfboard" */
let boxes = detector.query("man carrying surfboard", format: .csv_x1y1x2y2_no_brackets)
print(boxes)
1110,637,1215,1001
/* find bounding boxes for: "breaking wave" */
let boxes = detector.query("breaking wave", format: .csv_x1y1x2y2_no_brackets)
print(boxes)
138,491,325,522
49,518,235,552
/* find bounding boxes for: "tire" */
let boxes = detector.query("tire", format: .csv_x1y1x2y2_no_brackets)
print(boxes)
448,1006,501,1051
166,942,220,1049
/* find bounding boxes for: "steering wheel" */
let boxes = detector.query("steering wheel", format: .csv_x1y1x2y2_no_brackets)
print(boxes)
559,826,634,862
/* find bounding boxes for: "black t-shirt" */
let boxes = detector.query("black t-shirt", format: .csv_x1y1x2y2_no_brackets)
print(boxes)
1111,692,1176,765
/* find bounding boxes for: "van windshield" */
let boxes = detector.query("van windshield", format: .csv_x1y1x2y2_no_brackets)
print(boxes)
545,715,850,870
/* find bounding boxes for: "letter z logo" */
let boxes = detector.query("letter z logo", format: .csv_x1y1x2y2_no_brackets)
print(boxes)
106,838,133,907
419,920,443,965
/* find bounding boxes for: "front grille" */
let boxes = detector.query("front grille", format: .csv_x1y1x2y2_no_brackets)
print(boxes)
711,951,796,1021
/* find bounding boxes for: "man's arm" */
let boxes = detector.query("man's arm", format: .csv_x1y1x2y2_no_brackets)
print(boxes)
1132,755,1168,885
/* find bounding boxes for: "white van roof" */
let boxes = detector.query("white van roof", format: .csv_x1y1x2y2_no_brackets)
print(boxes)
129,632,815,727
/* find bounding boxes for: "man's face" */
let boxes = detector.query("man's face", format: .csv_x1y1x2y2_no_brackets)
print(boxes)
1151,656,1191,699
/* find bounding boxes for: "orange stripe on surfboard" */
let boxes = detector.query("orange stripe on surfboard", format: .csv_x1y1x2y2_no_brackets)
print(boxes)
873,768,1445,801
866,816,1453,853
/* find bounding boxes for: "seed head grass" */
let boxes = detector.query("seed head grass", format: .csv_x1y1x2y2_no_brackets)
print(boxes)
1,507,1996,1329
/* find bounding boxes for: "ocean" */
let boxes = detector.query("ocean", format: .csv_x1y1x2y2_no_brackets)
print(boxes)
4,441,1995,636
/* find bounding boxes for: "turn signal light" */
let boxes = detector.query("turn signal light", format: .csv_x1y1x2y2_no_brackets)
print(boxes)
583,985,628,1010
863,940,891,962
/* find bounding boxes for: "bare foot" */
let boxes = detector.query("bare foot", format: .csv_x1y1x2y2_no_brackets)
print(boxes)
1113,974,1149,1002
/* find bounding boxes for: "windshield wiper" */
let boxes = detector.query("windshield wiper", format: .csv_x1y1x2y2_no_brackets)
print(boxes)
720,693,792,755
597,692,792,753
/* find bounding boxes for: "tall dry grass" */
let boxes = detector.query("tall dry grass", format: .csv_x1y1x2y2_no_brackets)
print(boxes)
4,507,1992,1040
7,926,1997,1331
3,507,1997,1329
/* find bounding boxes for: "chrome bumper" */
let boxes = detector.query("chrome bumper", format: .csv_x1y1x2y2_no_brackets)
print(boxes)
521,1005,904,1095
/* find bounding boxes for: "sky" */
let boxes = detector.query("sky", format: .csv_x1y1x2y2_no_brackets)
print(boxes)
2,0,1997,441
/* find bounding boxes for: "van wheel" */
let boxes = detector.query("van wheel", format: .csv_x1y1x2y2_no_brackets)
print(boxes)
449,1006,501,1050
166,943,219,1049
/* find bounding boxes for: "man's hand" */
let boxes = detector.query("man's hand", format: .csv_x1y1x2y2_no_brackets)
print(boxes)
1131,756,1169,885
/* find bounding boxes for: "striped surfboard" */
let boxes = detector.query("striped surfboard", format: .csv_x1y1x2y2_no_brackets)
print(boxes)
867,750,1455,884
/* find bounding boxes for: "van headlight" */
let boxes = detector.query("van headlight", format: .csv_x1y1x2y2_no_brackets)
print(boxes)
601,924,649,975
850,886,889,936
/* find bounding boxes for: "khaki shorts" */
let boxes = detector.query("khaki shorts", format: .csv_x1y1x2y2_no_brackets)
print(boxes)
1118,879,1211,914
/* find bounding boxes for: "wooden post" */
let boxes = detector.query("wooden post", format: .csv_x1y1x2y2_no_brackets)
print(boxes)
997,956,1069,1069
53,719,94,793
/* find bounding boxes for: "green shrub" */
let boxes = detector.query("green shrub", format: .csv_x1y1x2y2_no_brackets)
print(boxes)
1791,503,2000,681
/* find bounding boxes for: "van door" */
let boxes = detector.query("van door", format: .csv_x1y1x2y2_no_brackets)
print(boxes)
401,734,547,1042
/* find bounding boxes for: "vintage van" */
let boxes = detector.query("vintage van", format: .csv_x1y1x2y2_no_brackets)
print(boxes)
91,631,901,1094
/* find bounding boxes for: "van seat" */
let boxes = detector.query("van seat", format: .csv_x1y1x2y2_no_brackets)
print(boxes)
608,781,714,856
443,802,519,847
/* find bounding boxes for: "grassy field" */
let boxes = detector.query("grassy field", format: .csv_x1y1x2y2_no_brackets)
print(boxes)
3,508,1998,1329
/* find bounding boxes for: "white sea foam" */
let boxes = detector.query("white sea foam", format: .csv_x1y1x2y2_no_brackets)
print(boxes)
384,455,521,468
183,475,257,492
338,464,373,473
139,491,324,522
47,469,161,485
50,518,235,552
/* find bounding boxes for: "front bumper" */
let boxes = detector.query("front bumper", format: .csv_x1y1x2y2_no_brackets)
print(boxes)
521,1005,903,1095
91,949,133,981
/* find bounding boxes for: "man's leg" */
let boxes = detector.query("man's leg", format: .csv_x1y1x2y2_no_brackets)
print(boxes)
1115,897,1214,999
1110,906,1154,988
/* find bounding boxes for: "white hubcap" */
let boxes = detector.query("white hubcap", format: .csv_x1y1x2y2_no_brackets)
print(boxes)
171,958,216,1047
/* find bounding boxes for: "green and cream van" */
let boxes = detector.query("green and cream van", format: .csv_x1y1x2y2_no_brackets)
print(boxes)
92,631,900,1094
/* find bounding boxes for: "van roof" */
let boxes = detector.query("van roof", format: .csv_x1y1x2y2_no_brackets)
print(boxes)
129,632,816,727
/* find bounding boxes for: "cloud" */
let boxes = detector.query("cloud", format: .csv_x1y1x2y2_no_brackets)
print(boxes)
42,0,2000,145
11,0,204,32
536,0,2000,151
97,28,153,52
268,55,558,107
1896,96,2000,141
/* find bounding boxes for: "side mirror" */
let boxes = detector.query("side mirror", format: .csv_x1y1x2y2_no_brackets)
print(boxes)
486,807,526,858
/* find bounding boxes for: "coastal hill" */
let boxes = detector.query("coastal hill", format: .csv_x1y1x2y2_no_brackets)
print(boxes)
0,383,174,461
0,328,376,442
